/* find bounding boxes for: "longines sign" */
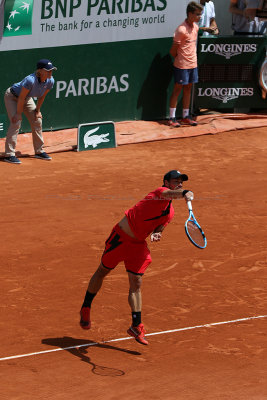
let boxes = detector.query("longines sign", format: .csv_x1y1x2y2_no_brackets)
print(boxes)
200,43,257,59
198,87,254,103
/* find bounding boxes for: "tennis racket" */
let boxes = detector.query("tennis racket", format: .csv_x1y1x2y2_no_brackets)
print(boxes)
185,201,207,249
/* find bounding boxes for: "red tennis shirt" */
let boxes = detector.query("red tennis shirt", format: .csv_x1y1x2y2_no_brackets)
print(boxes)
125,187,174,241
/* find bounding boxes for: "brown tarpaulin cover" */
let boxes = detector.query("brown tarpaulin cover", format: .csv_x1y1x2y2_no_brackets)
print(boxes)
1,113,267,156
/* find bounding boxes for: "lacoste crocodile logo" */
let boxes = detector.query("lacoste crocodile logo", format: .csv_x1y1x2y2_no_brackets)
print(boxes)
83,126,110,148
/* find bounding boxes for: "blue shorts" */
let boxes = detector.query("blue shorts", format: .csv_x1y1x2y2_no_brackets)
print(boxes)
173,67,198,85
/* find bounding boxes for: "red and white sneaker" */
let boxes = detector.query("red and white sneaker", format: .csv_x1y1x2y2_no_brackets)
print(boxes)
167,118,181,128
180,116,198,126
127,323,148,345
80,307,91,330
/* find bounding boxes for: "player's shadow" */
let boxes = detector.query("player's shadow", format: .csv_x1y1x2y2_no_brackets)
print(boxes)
137,53,173,120
42,336,141,376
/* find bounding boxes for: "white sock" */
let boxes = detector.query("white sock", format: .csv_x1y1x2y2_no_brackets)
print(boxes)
183,109,189,118
169,108,176,119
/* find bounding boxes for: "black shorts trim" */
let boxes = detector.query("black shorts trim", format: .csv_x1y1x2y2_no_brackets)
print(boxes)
101,261,114,270
126,269,144,276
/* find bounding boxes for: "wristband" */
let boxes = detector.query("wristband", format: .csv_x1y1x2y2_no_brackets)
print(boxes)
182,190,189,197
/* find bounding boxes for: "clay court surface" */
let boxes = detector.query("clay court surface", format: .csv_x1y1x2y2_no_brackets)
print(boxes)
0,126,267,399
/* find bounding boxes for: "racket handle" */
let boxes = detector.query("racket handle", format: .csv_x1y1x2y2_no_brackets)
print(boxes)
187,200,193,211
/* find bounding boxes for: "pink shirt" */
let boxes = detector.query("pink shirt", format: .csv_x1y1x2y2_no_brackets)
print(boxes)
173,20,199,69
125,187,174,241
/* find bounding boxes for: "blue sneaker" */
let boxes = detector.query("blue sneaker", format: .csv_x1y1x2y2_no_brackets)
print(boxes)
168,118,180,128
34,152,52,161
4,156,21,164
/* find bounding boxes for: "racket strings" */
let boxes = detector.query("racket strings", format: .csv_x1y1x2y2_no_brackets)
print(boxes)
186,220,206,248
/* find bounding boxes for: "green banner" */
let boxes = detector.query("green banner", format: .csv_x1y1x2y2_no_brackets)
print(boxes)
0,113,7,139
0,38,174,134
3,0,34,37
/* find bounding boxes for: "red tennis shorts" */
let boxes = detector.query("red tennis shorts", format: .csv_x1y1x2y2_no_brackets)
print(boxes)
101,224,152,275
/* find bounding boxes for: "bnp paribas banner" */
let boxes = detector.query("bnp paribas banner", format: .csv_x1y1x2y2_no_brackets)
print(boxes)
0,0,189,51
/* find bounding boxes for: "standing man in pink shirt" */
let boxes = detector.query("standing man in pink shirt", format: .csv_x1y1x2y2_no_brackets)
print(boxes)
168,2,203,127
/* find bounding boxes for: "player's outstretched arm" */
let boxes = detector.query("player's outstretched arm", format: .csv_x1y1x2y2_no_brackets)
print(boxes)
161,189,194,201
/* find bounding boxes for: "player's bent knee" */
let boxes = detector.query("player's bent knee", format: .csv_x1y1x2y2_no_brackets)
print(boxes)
34,119,42,129
128,273,142,292
12,121,21,130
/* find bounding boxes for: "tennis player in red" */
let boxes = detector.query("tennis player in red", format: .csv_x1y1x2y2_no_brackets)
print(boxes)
80,170,194,345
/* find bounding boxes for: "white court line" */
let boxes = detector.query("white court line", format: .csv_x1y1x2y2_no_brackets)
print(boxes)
1,314,266,362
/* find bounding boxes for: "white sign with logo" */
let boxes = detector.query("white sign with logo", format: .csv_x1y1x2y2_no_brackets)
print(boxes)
77,121,116,151
0,0,188,51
